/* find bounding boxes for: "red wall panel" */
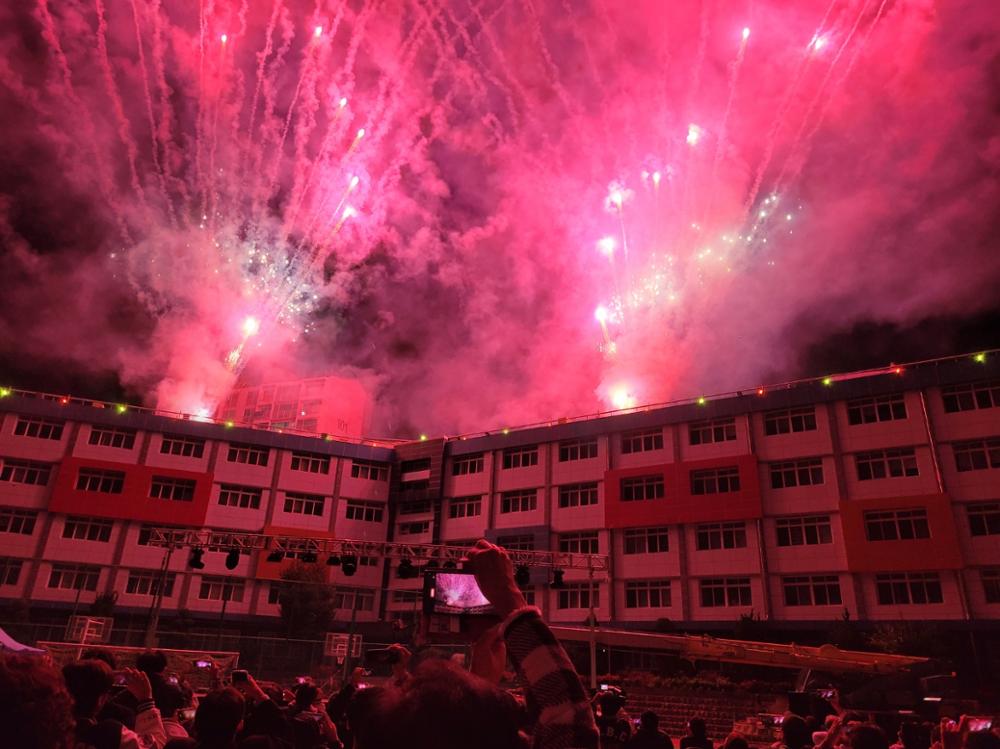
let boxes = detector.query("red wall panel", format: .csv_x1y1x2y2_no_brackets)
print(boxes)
839,493,963,572
49,457,212,526
604,454,761,528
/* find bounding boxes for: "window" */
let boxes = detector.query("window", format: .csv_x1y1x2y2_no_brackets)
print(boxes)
559,532,599,554
696,522,747,550
953,438,1000,472
855,448,919,480
776,515,833,546
125,571,175,597
620,475,664,501
621,429,663,454
625,580,671,608
0,508,37,535
689,418,736,445
699,578,752,607
62,516,113,542
982,569,1000,604
875,572,943,605
160,435,205,458
392,590,422,604
559,438,598,462
398,520,430,535
942,381,1000,413
290,451,330,474
150,476,197,502
496,534,535,551
88,426,137,449
847,394,907,425
351,460,389,481
0,459,52,486
452,454,484,475
226,443,269,466
782,575,842,606
198,576,245,602
557,482,599,508
283,492,325,516
267,582,285,605
500,490,537,514
48,564,100,592
623,527,669,554
557,583,599,610
864,509,930,541
399,500,431,515
448,496,482,519
345,500,383,522
400,458,431,476
333,587,375,611
967,502,1000,536
14,417,64,441
691,466,740,495
218,484,263,510
76,468,125,494
0,557,22,586
502,446,539,469
769,458,824,489
764,407,817,436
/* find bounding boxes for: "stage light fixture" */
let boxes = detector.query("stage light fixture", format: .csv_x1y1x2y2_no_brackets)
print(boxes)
266,549,285,563
326,554,341,566
550,569,565,589
224,548,240,570
397,558,417,579
342,555,358,576
515,565,530,587
188,548,205,570
300,550,318,564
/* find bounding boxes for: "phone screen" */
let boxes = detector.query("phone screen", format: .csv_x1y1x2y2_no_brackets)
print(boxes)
968,719,993,732
426,571,494,615
195,660,212,669
231,670,248,684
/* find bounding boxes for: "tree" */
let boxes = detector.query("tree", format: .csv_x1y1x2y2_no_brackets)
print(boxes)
278,561,337,638
89,592,118,618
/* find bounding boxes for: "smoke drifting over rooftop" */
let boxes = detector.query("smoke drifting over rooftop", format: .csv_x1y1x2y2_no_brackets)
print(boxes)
0,0,998,436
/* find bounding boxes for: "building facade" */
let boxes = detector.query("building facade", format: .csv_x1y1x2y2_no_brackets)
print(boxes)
1,353,998,634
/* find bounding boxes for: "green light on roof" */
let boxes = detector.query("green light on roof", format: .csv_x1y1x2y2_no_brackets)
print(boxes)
116,404,127,414
0,387,10,398
822,377,833,386
973,353,986,364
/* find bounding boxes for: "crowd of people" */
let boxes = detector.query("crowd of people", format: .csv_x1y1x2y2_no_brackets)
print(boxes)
0,540,997,749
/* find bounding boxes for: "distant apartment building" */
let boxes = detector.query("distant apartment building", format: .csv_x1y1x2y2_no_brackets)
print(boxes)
1,353,999,634
216,376,373,438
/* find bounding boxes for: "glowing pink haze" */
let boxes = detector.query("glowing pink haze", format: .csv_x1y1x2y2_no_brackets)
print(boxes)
0,0,998,436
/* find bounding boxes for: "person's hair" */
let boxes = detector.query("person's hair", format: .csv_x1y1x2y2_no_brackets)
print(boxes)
136,650,168,676
640,710,660,730
965,731,1000,749
725,734,751,749
294,682,319,708
0,653,76,749
851,724,889,749
782,714,812,749
152,679,186,718
194,688,245,745
62,658,114,717
80,648,117,670
689,718,708,737
899,722,931,749
355,659,526,749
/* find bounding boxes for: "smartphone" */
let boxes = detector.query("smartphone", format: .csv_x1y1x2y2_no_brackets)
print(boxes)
167,675,179,686
600,684,609,691
968,718,993,732
178,708,196,722
424,571,494,615
818,689,835,699
231,669,249,684
194,660,212,669
114,673,127,686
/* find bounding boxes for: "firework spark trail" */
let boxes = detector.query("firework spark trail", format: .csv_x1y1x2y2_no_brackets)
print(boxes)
706,28,751,223
772,0,874,189
464,0,531,132
195,0,207,217
95,0,148,210
243,0,283,179
206,36,231,232
148,0,192,222
741,0,840,219
34,0,133,248
129,0,176,227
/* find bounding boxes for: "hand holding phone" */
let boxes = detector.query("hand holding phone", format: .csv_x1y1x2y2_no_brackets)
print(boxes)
231,669,249,684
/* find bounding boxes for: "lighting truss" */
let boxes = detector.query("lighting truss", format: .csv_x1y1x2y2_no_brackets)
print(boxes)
146,527,609,572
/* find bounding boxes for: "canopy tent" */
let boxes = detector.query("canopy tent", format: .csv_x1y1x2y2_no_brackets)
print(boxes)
0,627,46,655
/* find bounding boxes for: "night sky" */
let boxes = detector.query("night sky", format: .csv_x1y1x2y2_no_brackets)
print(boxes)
1,0,998,436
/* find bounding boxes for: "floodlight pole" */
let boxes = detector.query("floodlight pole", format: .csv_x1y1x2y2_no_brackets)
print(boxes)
144,541,176,648
588,561,597,690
